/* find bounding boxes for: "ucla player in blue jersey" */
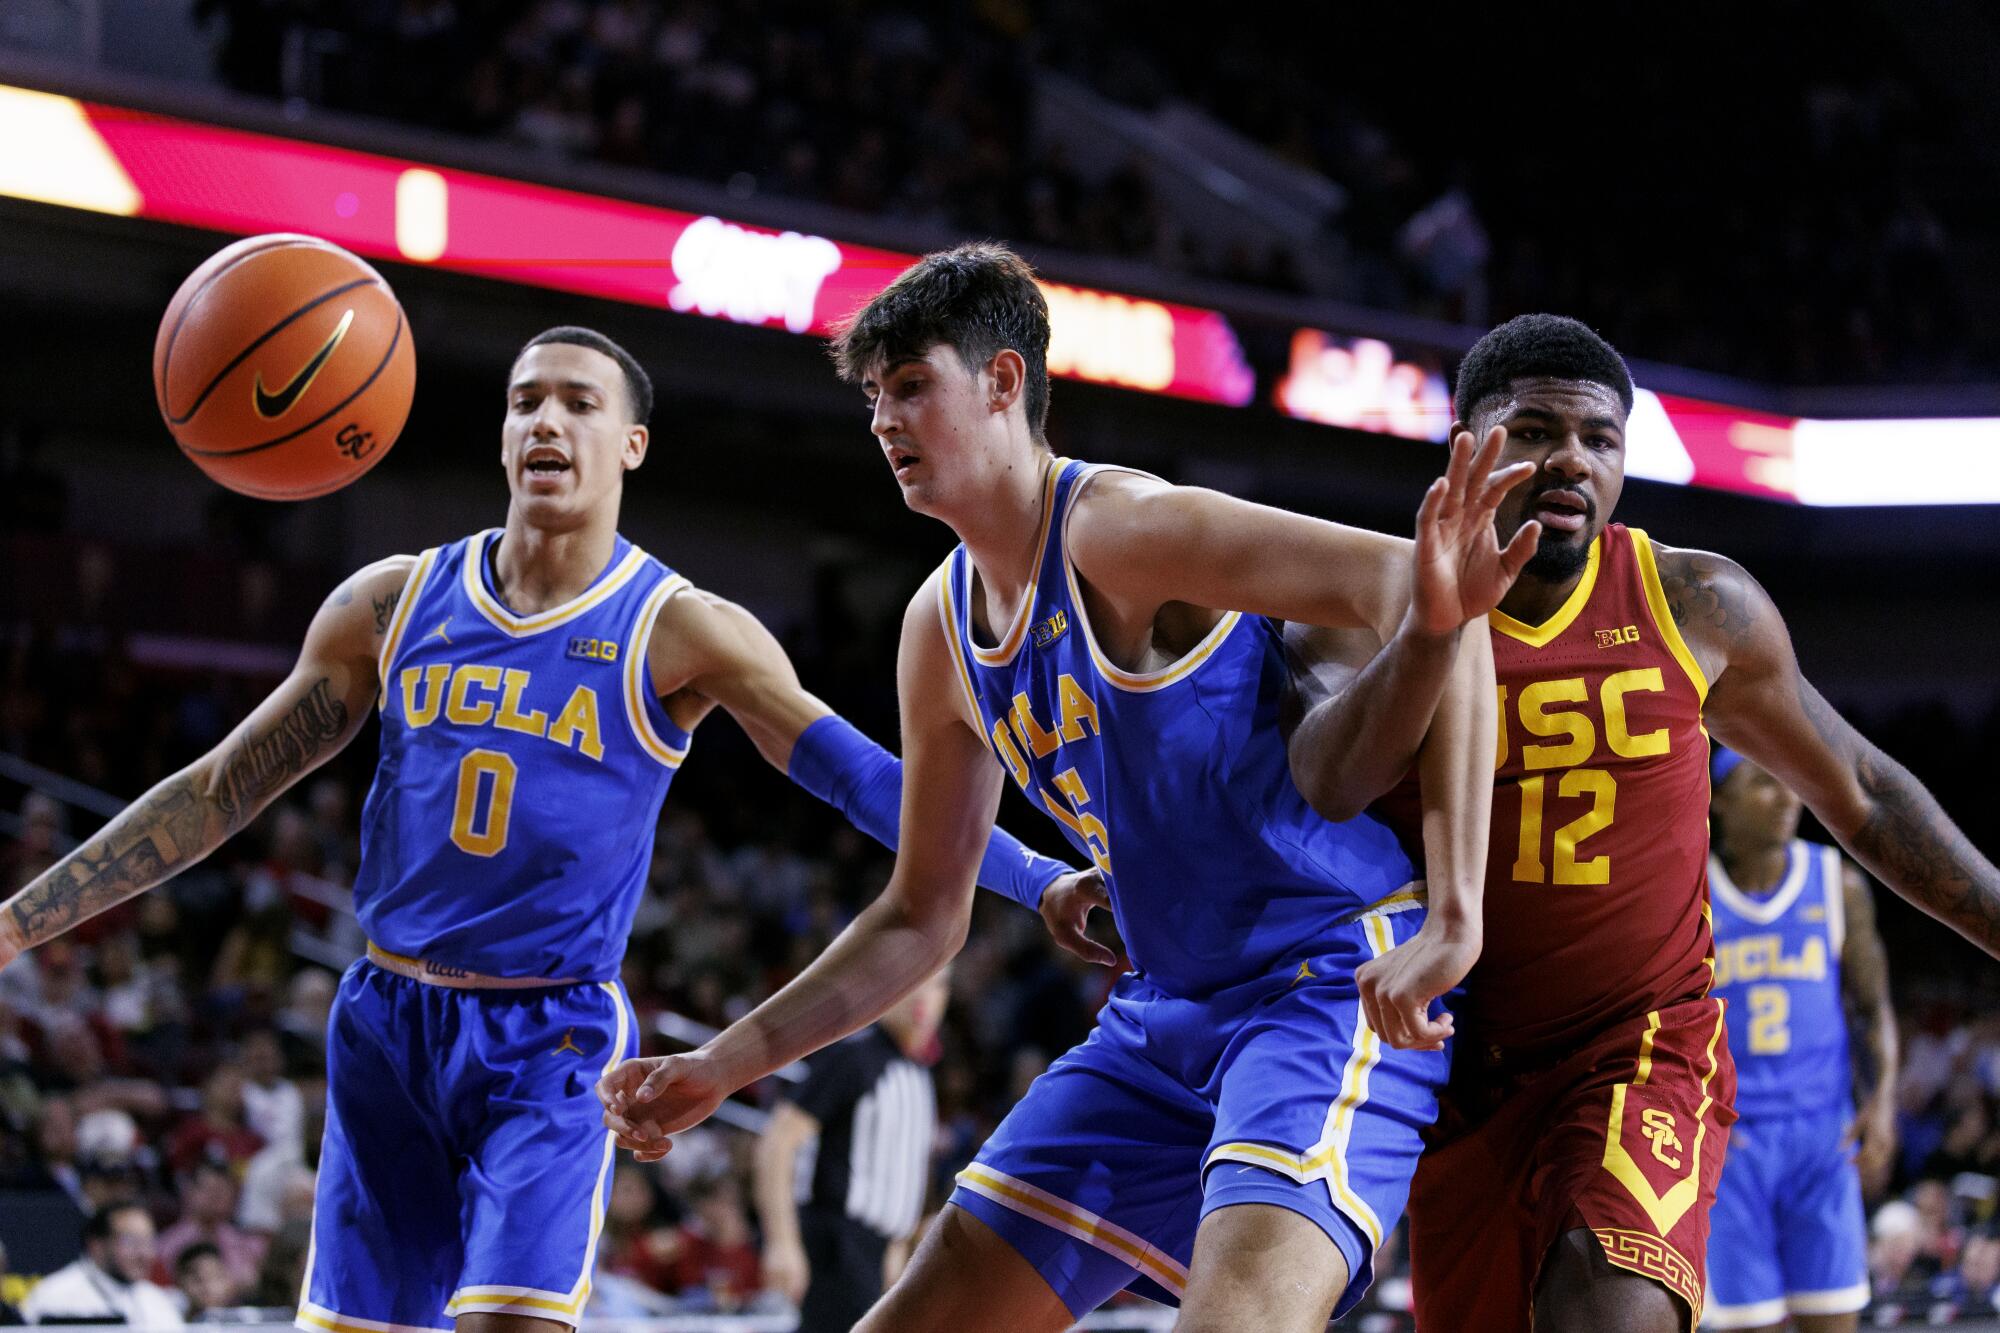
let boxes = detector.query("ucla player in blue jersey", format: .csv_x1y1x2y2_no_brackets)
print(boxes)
1704,747,1898,1332
0,325,1096,1333
601,244,1544,1331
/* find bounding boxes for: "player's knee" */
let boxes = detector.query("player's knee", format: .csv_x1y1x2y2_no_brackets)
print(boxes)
1177,1203,1349,1331
1533,1229,1685,1333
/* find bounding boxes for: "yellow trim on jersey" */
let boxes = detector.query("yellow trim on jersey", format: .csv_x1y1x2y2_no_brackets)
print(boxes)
443,982,628,1323
1598,998,1727,1237
460,530,650,637
1204,912,1396,1252
955,1163,1189,1297
1059,465,1244,692
1488,534,1602,647
375,546,441,709
622,574,692,768
935,559,991,730
296,1303,452,1333
967,459,1069,666
1629,528,1711,703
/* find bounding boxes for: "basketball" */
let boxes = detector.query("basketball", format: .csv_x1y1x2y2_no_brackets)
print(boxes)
153,233,415,500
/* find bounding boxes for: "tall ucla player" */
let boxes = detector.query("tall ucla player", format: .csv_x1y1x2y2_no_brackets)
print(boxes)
0,326,1093,1333
1705,747,1897,1332
599,244,1543,1331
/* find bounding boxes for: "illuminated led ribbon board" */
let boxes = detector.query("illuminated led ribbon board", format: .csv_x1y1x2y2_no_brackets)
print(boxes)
2,82,1994,504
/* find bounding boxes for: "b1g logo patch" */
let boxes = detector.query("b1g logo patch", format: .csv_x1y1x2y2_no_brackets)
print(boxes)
566,637,619,663
1032,609,1069,650
1595,625,1642,648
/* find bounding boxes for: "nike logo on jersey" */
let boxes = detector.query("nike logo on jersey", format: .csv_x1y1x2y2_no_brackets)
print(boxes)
553,1028,583,1056
425,618,453,646
253,309,354,419
1594,625,1642,648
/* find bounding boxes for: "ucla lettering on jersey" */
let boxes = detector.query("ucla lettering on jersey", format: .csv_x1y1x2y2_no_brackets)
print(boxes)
1710,840,1851,1119
937,459,1416,997
356,530,692,981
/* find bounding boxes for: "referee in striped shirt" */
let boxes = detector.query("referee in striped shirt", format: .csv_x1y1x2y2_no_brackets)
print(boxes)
755,967,947,1331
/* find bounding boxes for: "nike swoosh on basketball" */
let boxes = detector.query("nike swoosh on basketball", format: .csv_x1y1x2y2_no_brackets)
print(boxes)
253,308,355,419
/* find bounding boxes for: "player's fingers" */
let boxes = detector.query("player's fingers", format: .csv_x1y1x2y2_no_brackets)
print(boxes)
1500,520,1542,578
1053,924,1117,969
1415,476,1448,537
1443,430,1472,502
636,1060,683,1103
1465,420,1507,494
1476,460,1537,512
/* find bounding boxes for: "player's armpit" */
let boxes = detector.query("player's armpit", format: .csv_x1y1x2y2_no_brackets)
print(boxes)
1282,620,1450,823
646,588,830,767
1681,547,2000,959
0,563,395,962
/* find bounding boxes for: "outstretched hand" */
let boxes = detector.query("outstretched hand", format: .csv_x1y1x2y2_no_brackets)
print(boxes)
598,1052,731,1162
1411,427,1541,635
1038,869,1123,969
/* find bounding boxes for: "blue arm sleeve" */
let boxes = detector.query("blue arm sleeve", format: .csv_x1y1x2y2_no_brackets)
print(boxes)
787,713,1072,911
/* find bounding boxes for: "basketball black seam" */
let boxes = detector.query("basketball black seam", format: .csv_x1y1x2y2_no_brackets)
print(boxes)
164,275,380,426
156,234,302,409
177,305,406,458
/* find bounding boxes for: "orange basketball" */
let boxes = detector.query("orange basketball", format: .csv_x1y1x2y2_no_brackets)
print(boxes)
153,233,415,500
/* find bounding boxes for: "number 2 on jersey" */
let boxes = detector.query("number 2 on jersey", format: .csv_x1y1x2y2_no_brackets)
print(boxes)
1747,984,1791,1053
1511,769,1616,885
452,749,517,857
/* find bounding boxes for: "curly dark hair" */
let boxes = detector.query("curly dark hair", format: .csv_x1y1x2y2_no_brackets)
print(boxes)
829,242,1051,440
1453,314,1633,423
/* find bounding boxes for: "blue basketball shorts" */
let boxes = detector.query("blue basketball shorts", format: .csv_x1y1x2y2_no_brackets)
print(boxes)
297,960,637,1332
948,905,1448,1320
1704,1107,1869,1328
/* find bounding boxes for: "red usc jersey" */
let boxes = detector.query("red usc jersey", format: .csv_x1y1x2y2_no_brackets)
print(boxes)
1467,521,1714,1054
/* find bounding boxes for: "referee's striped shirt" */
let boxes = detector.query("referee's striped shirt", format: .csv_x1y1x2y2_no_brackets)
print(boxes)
786,1026,937,1239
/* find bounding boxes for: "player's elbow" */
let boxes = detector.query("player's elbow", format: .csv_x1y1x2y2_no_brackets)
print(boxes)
1288,737,1376,824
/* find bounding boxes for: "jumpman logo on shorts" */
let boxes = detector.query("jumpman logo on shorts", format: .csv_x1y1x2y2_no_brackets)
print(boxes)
425,617,453,646
553,1028,583,1057
1290,959,1315,988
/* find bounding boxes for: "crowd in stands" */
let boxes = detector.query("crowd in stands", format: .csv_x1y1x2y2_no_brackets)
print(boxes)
2,529,2000,1322
165,0,1992,384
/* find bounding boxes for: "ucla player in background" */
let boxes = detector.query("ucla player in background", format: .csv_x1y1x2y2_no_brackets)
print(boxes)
1704,746,1897,1332
601,244,1543,1332
0,325,1092,1333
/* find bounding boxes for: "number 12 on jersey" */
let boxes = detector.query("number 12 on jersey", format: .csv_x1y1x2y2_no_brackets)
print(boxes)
1511,770,1616,885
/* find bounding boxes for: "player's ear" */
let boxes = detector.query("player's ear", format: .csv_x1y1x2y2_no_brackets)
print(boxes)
623,425,649,472
987,348,1026,416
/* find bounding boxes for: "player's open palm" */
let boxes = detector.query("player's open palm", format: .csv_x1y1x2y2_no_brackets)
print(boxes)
1355,917,1477,1052
1411,426,1541,634
598,1052,729,1162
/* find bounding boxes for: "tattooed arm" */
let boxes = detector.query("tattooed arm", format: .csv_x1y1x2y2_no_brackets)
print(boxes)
0,556,413,965
1658,545,2000,958
1839,861,1899,1195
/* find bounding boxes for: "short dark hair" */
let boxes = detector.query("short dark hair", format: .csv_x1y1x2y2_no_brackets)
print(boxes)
518,326,654,425
1453,314,1634,423
176,1241,222,1276
83,1201,147,1245
830,242,1052,440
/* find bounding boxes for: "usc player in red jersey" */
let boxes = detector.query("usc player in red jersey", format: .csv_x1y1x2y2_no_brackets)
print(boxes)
1284,314,2000,1333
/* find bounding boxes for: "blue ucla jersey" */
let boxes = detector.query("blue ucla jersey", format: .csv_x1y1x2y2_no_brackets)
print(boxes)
353,529,692,982
938,459,1416,998
1710,840,1852,1119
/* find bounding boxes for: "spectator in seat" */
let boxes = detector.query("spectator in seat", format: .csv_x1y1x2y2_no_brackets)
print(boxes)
19,1201,183,1327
